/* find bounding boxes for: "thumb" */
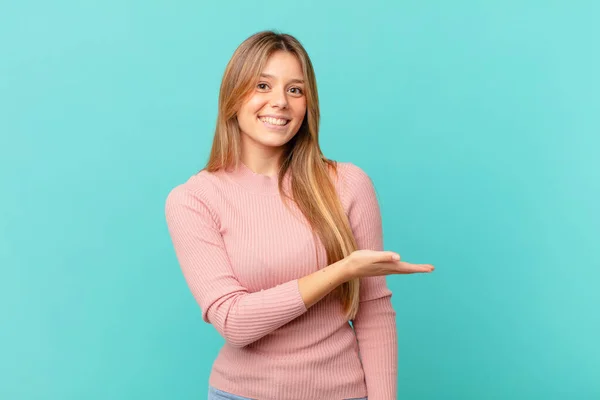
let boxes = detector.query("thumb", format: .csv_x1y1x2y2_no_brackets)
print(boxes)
381,251,400,262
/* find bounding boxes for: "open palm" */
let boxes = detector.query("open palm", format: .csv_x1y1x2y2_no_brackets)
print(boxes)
349,249,435,278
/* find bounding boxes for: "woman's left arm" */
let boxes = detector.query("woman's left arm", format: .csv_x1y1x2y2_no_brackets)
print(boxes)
343,163,398,400
352,281,397,400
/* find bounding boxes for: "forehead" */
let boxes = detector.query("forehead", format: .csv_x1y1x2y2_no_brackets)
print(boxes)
261,51,304,79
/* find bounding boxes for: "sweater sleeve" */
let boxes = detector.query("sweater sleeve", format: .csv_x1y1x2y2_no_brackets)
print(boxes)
164,184,308,348
344,164,398,400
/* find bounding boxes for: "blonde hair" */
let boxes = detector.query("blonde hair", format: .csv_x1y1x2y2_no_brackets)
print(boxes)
205,30,361,320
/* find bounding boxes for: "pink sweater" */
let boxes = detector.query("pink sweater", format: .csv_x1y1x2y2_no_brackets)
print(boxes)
165,161,397,400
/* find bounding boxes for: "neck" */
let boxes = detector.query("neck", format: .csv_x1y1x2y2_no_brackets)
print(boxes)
240,151,284,178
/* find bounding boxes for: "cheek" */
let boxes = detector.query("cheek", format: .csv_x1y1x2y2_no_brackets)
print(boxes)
243,95,268,116
293,99,307,120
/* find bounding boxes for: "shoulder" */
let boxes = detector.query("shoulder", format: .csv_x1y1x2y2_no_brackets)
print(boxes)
164,170,223,223
330,161,375,194
165,170,218,203
333,161,372,182
327,161,379,211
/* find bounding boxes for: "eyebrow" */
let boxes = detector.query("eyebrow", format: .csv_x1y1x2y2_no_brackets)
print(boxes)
260,73,305,84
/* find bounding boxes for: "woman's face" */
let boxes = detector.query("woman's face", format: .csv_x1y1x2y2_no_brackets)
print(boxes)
236,50,307,154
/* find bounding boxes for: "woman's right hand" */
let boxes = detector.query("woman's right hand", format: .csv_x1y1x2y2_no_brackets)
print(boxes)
346,250,435,279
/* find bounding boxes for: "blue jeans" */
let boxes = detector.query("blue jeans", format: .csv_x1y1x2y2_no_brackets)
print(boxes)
208,385,367,400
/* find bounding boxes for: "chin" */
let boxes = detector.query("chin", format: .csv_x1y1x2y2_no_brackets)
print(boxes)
252,132,295,148
259,137,293,148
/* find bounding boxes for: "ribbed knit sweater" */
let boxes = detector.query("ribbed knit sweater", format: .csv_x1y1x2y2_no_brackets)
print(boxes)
165,161,397,400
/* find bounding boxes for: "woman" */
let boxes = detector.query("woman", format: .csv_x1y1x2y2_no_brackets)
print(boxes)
165,30,434,400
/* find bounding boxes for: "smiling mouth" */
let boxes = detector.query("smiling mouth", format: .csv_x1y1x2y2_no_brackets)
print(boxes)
258,116,290,126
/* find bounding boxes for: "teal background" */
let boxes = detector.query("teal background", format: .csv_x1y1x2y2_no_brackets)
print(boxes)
1,1,598,399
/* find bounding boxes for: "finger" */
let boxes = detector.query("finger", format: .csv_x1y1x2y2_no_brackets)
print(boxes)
384,252,401,262
397,262,434,273
372,251,401,263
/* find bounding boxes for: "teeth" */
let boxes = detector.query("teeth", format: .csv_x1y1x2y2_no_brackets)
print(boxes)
260,116,288,126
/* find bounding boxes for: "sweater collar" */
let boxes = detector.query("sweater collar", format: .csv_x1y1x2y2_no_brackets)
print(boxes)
224,161,292,195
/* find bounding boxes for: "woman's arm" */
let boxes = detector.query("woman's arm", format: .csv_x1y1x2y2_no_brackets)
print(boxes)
165,185,351,348
342,163,398,400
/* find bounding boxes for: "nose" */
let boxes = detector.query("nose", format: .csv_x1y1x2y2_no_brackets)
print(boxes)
269,87,288,109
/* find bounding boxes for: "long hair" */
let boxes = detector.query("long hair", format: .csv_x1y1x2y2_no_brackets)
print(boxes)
205,30,361,320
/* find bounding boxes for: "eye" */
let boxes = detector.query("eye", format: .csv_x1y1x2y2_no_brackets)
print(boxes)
257,82,269,91
289,87,304,95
